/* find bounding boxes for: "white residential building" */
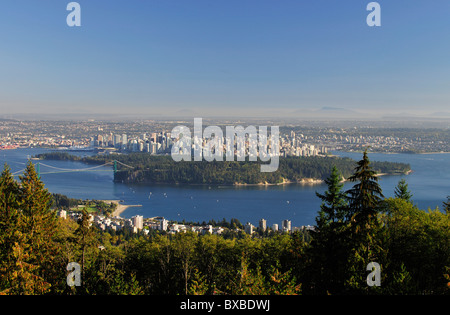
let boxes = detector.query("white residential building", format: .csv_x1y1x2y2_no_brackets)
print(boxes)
132,215,144,230
282,219,292,233
259,218,267,232
245,222,254,234
160,218,169,231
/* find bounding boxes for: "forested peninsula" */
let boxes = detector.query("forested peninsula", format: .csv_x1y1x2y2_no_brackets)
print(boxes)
36,152,411,185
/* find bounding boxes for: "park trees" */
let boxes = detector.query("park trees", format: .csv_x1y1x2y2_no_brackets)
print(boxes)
0,161,59,294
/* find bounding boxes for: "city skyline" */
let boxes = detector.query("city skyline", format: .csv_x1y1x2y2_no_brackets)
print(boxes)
1,1,450,119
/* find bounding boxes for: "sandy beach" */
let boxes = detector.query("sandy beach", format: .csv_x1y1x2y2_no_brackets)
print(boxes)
102,200,142,218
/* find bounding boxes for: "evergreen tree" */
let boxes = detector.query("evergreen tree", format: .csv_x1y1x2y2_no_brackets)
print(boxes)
18,161,59,294
232,255,267,295
344,150,386,294
306,166,349,294
5,235,52,295
315,166,348,226
394,179,413,202
0,164,21,293
345,149,384,225
0,162,59,294
0,164,20,261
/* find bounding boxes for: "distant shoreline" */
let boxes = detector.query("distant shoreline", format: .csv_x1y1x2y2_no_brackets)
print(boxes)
342,151,450,155
234,178,325,186
102,200,142,218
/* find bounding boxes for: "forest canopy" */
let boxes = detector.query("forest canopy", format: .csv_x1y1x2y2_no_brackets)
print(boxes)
36,152,411,185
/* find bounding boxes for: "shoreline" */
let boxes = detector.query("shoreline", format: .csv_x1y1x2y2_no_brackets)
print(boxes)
117,171,410,188
340,150,450,155
234,178,325,186
102,200,142,218
128,179,326,187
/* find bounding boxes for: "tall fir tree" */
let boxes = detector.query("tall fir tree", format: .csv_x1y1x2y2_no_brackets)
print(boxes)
18,161,59,293
0,164,20,258
1,162,59,294
345,149,384,226
344,150,386,294
0,164,21,293
394,179,413,202
306,166,349,294
315,166,348,226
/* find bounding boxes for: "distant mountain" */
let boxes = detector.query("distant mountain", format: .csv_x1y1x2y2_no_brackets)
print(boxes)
431,111,450,117
170,108,200,118
320,106,347,111
289,106,365,119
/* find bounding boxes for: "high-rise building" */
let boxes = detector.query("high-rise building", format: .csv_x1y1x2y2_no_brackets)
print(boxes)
114,134,121,148
272,224,278,232
244,222,254,234
132,215,143,230
151,142,157,154
122,134,128,150
160,218,168,231
97,135,104,147
282,220,291,233
259,219,267,232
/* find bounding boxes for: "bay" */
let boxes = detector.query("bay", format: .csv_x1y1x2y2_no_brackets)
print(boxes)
1,148,448,228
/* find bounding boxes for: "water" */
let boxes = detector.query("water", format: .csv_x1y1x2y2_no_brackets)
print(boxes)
335,151,450,212
1,148,449,228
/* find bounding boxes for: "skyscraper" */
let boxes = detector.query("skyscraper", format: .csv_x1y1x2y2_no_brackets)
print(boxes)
259,218,267,232
132,215,143,230
122,134,128,151
114,134,121,148
244,222,254,234
282,220,291,233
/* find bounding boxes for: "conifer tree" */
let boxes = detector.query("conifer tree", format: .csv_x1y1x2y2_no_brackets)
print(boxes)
233,255,267,295
315,166,348,226
18,161,59,293
307,166,349,294
5,234,51,295
0,164,20,260
345,149,384,225
1,162,59,294
344,150,386,293
0,164,21,293
394,179,413,202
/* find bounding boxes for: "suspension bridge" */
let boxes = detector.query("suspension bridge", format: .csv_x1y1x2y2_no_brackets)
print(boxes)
8,160,134,178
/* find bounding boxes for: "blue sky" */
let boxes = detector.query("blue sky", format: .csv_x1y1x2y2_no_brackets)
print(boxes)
1,1,449,118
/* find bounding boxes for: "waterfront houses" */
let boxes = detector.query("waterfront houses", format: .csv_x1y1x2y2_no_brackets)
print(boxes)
58,209,312,236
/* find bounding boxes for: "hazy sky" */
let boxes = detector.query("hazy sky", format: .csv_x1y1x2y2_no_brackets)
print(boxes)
1,1,449,119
